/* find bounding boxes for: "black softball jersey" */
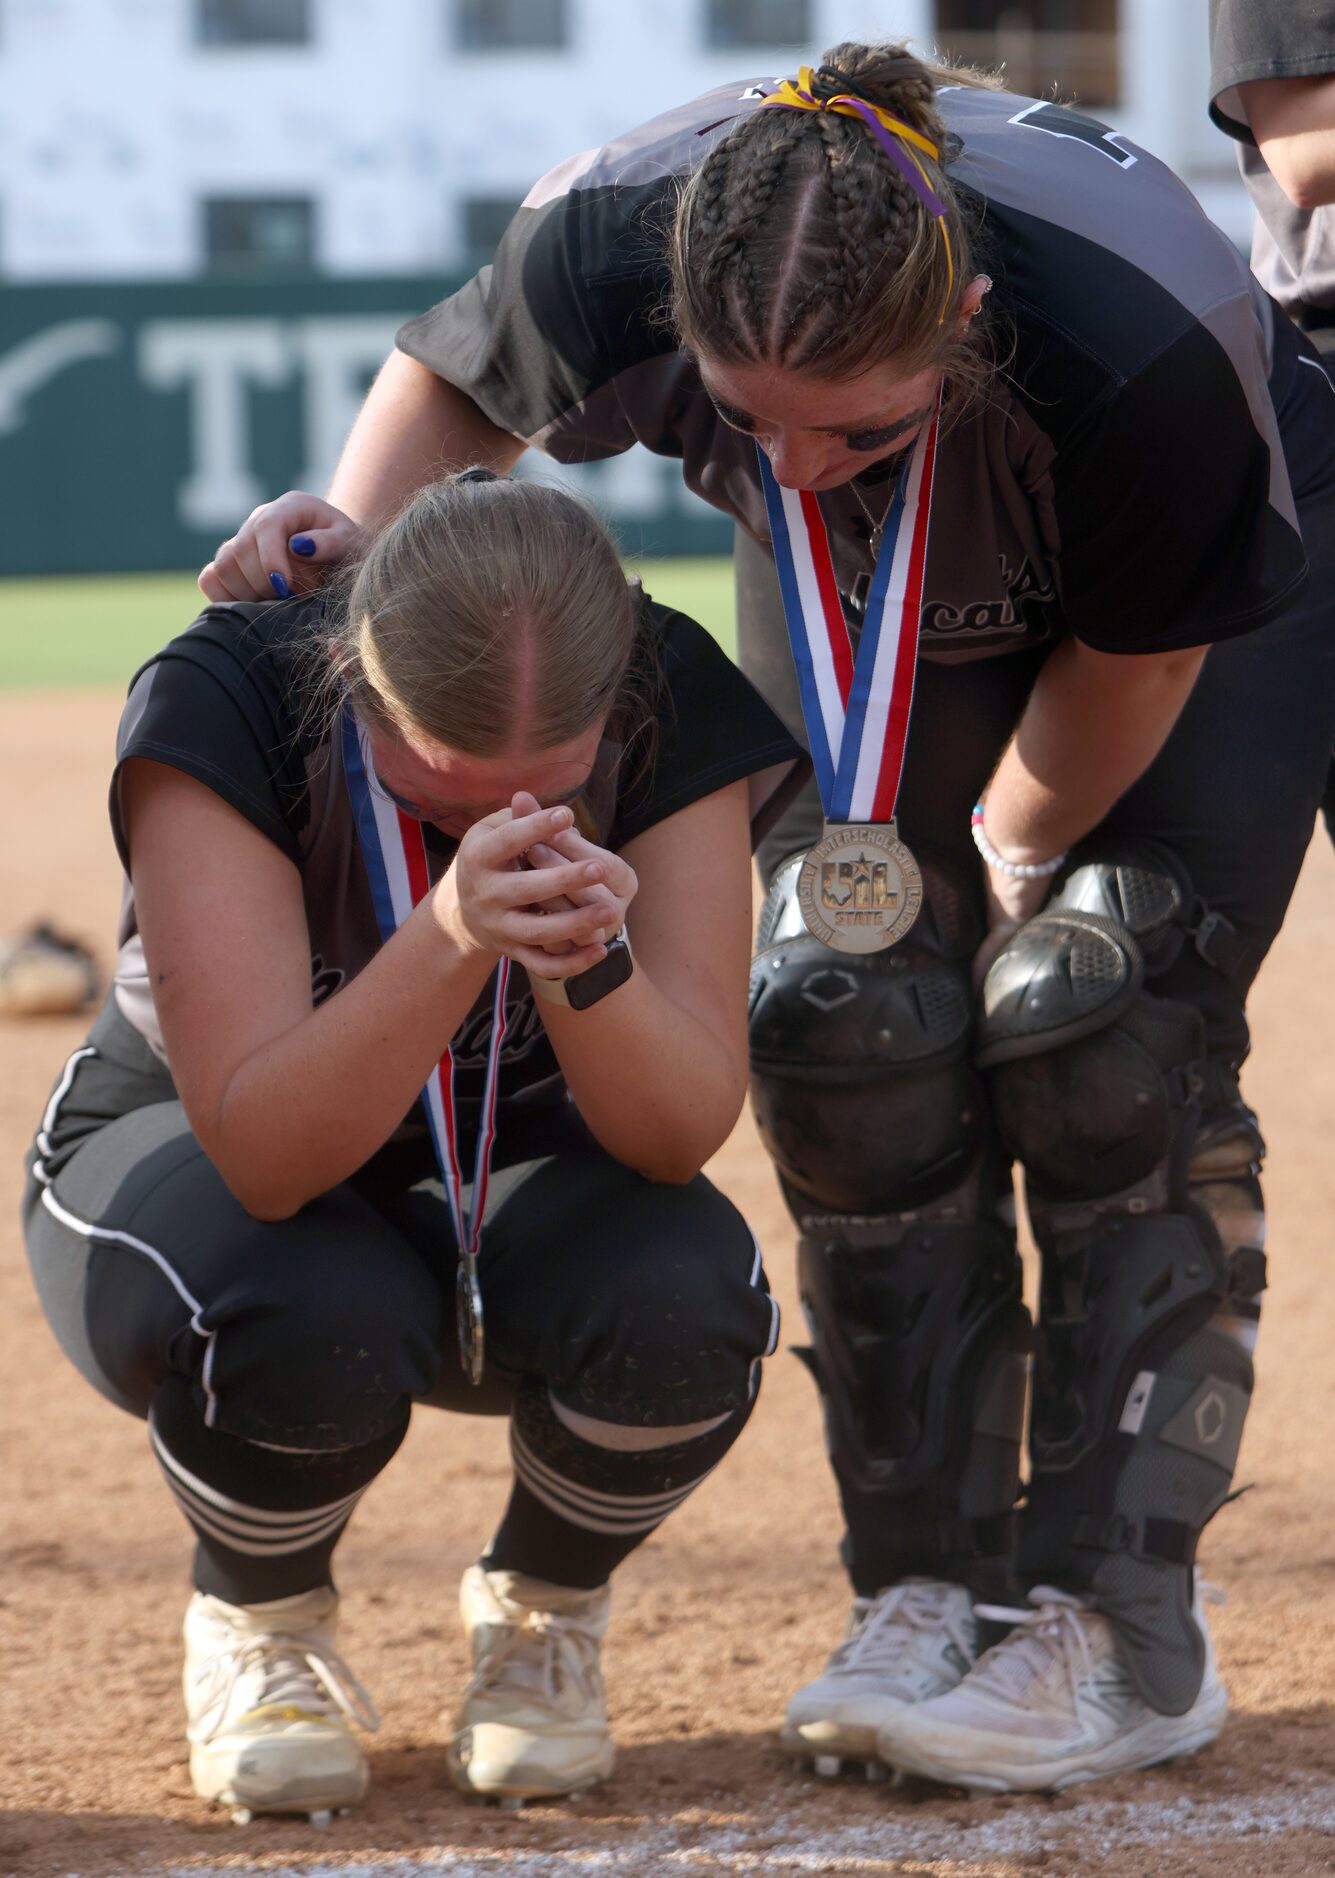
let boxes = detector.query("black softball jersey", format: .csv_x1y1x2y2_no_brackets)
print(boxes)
108,594,803,1136
399,75,1310,664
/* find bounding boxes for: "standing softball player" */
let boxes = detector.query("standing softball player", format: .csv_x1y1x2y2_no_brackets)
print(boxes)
22,472,803,1820
200,42,1335,1792
1208,0,1335,851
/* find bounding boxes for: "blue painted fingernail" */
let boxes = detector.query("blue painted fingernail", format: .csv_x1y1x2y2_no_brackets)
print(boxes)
290,535,316,557
269,571,290,598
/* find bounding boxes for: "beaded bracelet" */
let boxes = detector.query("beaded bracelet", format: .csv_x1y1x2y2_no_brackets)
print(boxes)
970,803,1068,880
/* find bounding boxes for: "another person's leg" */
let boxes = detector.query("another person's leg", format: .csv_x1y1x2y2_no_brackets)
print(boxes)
880,369,1335,1789
23,1006,444,1820
387,1133,778,1801
737,526,1039,1769
1304,340,1335,851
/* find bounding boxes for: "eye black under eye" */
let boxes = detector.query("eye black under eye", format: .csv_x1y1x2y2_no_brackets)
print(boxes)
845,422,906,453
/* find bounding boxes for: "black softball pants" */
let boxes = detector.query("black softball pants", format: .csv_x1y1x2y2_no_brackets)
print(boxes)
22,994,779,1602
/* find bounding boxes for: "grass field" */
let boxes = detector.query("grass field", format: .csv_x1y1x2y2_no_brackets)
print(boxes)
0,558,736,687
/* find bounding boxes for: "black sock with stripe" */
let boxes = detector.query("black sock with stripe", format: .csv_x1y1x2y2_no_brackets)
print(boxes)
149,1375,408,1604
484,1379,757,1590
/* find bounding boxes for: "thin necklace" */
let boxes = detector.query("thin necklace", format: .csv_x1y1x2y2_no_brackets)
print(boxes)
846,477,895,558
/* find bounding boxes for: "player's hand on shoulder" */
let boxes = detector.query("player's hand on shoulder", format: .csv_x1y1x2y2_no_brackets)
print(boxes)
198,492,366,603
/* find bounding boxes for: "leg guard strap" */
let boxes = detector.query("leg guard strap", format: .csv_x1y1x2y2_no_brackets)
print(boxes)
1071,1513,1200,1569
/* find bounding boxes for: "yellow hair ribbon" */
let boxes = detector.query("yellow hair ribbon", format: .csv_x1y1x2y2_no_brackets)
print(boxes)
759,65,955,321
760,67,942,161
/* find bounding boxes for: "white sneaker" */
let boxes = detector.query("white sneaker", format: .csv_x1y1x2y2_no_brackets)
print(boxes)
184,1586,378,1821
783,1578,979,1772
877,1581,1228,1793
448,1565,615,1801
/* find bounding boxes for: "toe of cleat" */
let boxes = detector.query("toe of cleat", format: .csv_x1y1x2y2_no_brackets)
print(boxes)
224,1799,353,1827
482,1778,599,1811
807,1752,892,1784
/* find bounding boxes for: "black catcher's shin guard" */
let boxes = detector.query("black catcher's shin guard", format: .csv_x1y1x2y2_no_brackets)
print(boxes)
750,853,1031,1598
980,842,1266,1713
796,1188,1031,1600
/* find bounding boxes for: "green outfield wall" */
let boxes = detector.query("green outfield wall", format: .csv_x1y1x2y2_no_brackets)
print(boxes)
0,279,732,577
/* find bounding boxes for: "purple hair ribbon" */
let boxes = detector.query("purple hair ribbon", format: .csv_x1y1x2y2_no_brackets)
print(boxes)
758,67,955,315
831,98,946,218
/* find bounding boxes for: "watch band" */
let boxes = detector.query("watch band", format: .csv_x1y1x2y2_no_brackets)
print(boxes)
528,928,634,1010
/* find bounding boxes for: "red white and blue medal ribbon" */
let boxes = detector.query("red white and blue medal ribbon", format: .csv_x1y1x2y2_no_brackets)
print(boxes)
756,392,940,950
756,391,940,824
341,706,509,1384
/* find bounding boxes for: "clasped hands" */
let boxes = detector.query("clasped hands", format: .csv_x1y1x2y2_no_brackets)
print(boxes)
434,791,637,986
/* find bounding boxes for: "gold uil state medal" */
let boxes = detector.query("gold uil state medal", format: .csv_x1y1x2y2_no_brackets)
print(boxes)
797,821,923,952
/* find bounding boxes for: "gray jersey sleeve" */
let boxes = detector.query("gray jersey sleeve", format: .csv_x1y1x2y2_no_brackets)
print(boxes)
1208,0,1335,315
399,76,1310,659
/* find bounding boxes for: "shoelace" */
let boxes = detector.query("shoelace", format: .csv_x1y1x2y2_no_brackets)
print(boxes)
969,1578,1227,1704
190,1628,381,1744
970,1587,1096,1702
469,1610,599,1712
829,1580,973,1679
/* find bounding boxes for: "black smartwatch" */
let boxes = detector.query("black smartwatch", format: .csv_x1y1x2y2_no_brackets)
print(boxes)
529,930,634,1011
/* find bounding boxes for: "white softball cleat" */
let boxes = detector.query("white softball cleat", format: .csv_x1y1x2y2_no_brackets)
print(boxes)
448,1565,615,1802
783,1577,979,1771
876,1581,1228,1793
183,1585,378,1821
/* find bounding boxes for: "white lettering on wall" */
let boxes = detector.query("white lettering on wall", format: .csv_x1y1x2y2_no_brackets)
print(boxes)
138,319,289,528
290,316,407,494
124,314,718,539
0,320,120,434
518,443,710,537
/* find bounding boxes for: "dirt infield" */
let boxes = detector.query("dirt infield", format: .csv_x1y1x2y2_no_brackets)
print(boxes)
2,689,1333,1878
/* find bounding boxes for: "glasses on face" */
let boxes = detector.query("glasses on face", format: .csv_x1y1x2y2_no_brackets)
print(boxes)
706,391,926,456
366,770,450,823
364,747,593,831
366,766,585,826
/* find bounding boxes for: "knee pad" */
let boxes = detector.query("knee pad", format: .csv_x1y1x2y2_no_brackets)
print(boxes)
977,843,1266,1712
749,850,985,1213
977,839,1265,1258
977,843,1208,1198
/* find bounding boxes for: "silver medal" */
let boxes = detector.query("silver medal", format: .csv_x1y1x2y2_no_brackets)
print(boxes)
796,820,923,952
456,1253,486,1387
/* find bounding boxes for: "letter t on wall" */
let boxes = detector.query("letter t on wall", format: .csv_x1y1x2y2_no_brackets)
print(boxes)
139,319,289,529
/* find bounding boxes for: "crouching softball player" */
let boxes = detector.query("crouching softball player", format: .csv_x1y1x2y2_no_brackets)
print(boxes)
21,471,802,1821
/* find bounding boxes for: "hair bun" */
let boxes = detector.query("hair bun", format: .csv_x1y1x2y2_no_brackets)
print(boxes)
812,62,870,104
809,40,938,126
